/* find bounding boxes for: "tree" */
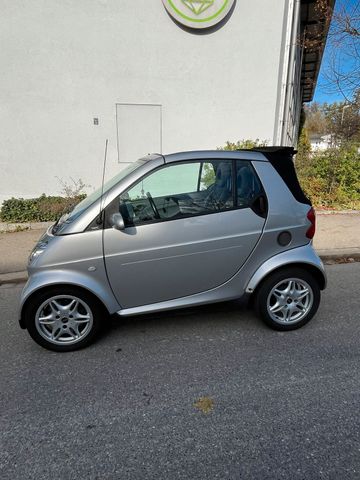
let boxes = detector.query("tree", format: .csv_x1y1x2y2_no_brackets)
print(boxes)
296,126,312,169
323,93,360,144
308,0,360,102
304,89,360,146
304,102,327,135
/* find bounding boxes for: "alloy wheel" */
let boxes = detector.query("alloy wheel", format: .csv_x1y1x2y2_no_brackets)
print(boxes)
35,295,93,345
266,278,314,325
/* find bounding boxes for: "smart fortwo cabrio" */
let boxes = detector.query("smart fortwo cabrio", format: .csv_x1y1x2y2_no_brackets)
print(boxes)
19,147,326,351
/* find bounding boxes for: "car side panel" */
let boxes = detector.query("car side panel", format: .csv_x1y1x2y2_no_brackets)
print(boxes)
116,160,324,315
19,230,120,324
104,208,265,308
117,244,325,317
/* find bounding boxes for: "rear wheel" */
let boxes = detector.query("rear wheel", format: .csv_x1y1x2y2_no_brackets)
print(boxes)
255,268,320,331
24,287,105,351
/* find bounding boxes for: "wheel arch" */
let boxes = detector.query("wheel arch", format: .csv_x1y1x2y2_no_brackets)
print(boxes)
245,245,327,297
20,283,111,329
250,263,326,299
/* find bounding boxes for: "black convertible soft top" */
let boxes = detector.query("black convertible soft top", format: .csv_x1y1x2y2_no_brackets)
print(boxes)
248,146,311,206
250,146,297,156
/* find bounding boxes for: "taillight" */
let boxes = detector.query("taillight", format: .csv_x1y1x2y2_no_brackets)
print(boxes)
306,207,316,239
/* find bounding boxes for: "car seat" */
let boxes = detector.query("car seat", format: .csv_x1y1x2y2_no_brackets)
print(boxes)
205,162,232,209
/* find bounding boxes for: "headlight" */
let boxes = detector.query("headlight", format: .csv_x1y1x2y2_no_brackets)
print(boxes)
28,242,48,264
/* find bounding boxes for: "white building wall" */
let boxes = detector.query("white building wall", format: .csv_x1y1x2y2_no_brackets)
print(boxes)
275,0,303,147
0,0,289,202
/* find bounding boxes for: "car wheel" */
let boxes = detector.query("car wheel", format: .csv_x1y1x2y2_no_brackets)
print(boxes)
255,268,320,331
24,287,105,352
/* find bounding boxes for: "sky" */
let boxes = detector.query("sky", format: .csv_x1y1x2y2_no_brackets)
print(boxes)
313,0,359,103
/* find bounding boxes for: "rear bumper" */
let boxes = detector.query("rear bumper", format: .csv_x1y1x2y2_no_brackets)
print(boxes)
245,243,327,293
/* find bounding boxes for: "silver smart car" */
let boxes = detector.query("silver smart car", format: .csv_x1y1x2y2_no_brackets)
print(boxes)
19,147,326,351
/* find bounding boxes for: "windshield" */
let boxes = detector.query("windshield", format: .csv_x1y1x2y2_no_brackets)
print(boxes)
54,160,144,229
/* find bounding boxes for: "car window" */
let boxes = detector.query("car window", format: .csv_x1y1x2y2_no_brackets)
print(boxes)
236,160,264,207
199,162,216,190
124,162,200,199
118,160,234,226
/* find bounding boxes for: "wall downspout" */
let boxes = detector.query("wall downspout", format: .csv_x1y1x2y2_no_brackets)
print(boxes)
281,0,301,145
276,0,301,146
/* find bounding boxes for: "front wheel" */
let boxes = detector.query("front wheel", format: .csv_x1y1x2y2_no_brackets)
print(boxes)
24,287,105,352
255,268,321,331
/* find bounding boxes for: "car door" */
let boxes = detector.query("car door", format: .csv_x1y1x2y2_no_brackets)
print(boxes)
103,158,266,308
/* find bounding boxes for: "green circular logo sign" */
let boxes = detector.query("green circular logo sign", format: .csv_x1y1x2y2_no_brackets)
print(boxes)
162,0,235,29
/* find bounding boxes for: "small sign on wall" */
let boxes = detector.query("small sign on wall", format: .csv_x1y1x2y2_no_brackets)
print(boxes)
162,0,235,29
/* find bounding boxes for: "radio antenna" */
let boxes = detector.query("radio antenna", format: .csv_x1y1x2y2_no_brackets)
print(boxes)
98,138,108,224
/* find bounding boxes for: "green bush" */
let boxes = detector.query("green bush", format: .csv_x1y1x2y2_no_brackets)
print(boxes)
0,194,86,223
297,147,360,209
220,139,360,210
220,139,268,150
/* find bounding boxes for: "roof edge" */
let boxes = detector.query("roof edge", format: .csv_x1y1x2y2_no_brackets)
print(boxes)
301,0,336,102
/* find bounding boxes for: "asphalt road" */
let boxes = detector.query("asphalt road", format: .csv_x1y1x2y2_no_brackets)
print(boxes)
1,263,360,480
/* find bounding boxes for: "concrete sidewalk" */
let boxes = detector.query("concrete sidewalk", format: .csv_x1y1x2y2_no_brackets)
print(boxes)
0,212,359,284
314,212,360,257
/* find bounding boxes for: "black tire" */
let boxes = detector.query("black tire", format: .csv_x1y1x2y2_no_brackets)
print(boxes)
24,286,106,352
255,267,321,331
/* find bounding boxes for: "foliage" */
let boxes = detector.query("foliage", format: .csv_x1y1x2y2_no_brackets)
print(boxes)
305,90,360,149
55,177,90,198
300,96,360,208
0,194,86,223
220,139,268,151
201,163,215,189
1,177,88,223
323,93,360,144
297,146,360,209
198,140,270,189
304,102,328,136
296,127,312,170
219,139,359,210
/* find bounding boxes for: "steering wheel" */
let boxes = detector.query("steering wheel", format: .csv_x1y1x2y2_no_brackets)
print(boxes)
146,192,161,219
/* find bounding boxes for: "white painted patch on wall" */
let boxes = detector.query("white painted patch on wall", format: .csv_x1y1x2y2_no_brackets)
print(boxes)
116,104,162,164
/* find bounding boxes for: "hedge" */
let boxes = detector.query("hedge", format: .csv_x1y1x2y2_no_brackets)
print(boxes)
221,139,360,210
296,147,360,210
0,194,85,223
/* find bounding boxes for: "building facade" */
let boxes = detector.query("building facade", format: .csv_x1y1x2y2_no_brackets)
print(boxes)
309,133,333,151
0,0,332,203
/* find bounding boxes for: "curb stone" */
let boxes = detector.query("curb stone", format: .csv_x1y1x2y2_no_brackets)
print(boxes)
1,253,359,286
315,210,360,215
0,221,53,233
0,271,28,285
320,253,360,265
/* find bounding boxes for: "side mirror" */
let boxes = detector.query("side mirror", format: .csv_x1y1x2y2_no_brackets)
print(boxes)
111,212,125,231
